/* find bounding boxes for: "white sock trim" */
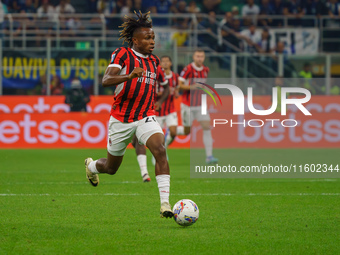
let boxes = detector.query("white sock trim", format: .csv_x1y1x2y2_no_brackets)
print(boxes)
176,126,185,135
137,154,148,177
156,174,170,204
88,160,99,174
203,129,213,158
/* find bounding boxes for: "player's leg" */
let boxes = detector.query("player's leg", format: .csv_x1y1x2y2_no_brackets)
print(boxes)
152,116,166,165
136,116,173,218
164,112,179,148
146,133,173,218
177,103,191,136
85,116,136,186
131,134,151,182
199,119,218,164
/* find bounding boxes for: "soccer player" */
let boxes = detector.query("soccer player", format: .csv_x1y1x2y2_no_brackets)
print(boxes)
131,65,169,182
157,56,179,149
178,50,218,164
151,56,179,165
84,11,173,218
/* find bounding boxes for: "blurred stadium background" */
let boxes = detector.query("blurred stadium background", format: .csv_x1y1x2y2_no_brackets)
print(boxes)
1,0,339,149
1,1,339,254
1,0,340,96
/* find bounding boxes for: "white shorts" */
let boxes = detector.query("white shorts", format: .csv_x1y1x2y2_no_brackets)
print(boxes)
156,112,178,128
181,103,210,127
107,116,163,156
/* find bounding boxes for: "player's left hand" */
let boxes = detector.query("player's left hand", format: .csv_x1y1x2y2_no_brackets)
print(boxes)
155,101,161,111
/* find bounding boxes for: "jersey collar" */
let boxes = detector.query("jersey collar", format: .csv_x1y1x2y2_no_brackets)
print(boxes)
131,48,149,58
165,71,173,79
191,62,204,71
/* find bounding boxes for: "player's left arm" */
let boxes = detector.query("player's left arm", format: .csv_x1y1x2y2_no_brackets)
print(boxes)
155,83,169,111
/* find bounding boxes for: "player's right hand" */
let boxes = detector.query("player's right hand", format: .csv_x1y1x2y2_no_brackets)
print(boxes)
128,67,145,80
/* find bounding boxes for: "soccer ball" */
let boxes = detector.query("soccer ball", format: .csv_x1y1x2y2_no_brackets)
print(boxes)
173,199,199,226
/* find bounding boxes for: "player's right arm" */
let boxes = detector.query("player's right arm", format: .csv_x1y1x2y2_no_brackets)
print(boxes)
102,47,144,87
102,66,144,87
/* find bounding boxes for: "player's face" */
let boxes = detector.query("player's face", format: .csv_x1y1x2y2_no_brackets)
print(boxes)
133,28,155,55
161,57,172,70
193,52,205,67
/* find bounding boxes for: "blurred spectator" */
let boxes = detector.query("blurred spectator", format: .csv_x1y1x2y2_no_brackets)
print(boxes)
41,75,64,95
254,28,272,54
270,0,285,27
97,0,115,15
274,41,296,77
199,11,218,50
326,0,340,27
134,0,143,12
152,0,172,26
172,1,189,29
37,0,56,21
326,0,340,16
6,0,23,13
242,0,260,16
231,6,239,16
284,0,303,27
240,23,261,53
120,0,133,15
2,13,32,47
254,28,274,77
66,17,84,34
299,62,316,94
201,0,221,14
141,0,156,12
65,79,90,112
21,0,36,13
242,0,260,22
187,1,200,14
323,80,340,95
55,0,75,14
219,13,242,53
172,25,188,46
300,0,318,27
315,0,331,18
258,0,274,27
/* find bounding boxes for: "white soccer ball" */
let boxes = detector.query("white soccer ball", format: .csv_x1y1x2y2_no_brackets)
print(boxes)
173,199,199,226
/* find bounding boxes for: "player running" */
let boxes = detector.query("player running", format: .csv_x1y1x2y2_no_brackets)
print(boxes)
84,11,173,218
131,65,169,182
157,56,179,149
151,56,179,165
178,50,218,164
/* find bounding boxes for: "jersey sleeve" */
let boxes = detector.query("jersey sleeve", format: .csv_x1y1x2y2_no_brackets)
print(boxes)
175,73,179,87
179,65,191,83
157,66,168,86
108,47,128,70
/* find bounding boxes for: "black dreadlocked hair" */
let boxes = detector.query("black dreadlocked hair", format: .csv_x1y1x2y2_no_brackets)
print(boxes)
119,11,152,48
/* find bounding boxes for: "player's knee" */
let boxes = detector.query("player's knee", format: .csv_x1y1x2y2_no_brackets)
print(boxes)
152,144,166,159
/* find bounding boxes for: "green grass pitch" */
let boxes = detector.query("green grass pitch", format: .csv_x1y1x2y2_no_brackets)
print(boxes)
1,148,339,254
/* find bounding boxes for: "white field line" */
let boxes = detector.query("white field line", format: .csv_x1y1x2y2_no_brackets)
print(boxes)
0,193,339,197
3,179,338,185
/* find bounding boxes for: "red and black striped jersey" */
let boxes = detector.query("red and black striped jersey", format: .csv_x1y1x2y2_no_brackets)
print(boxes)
179,62,209,106
156,65,167,87
108,47,160,123
156,71,179,117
